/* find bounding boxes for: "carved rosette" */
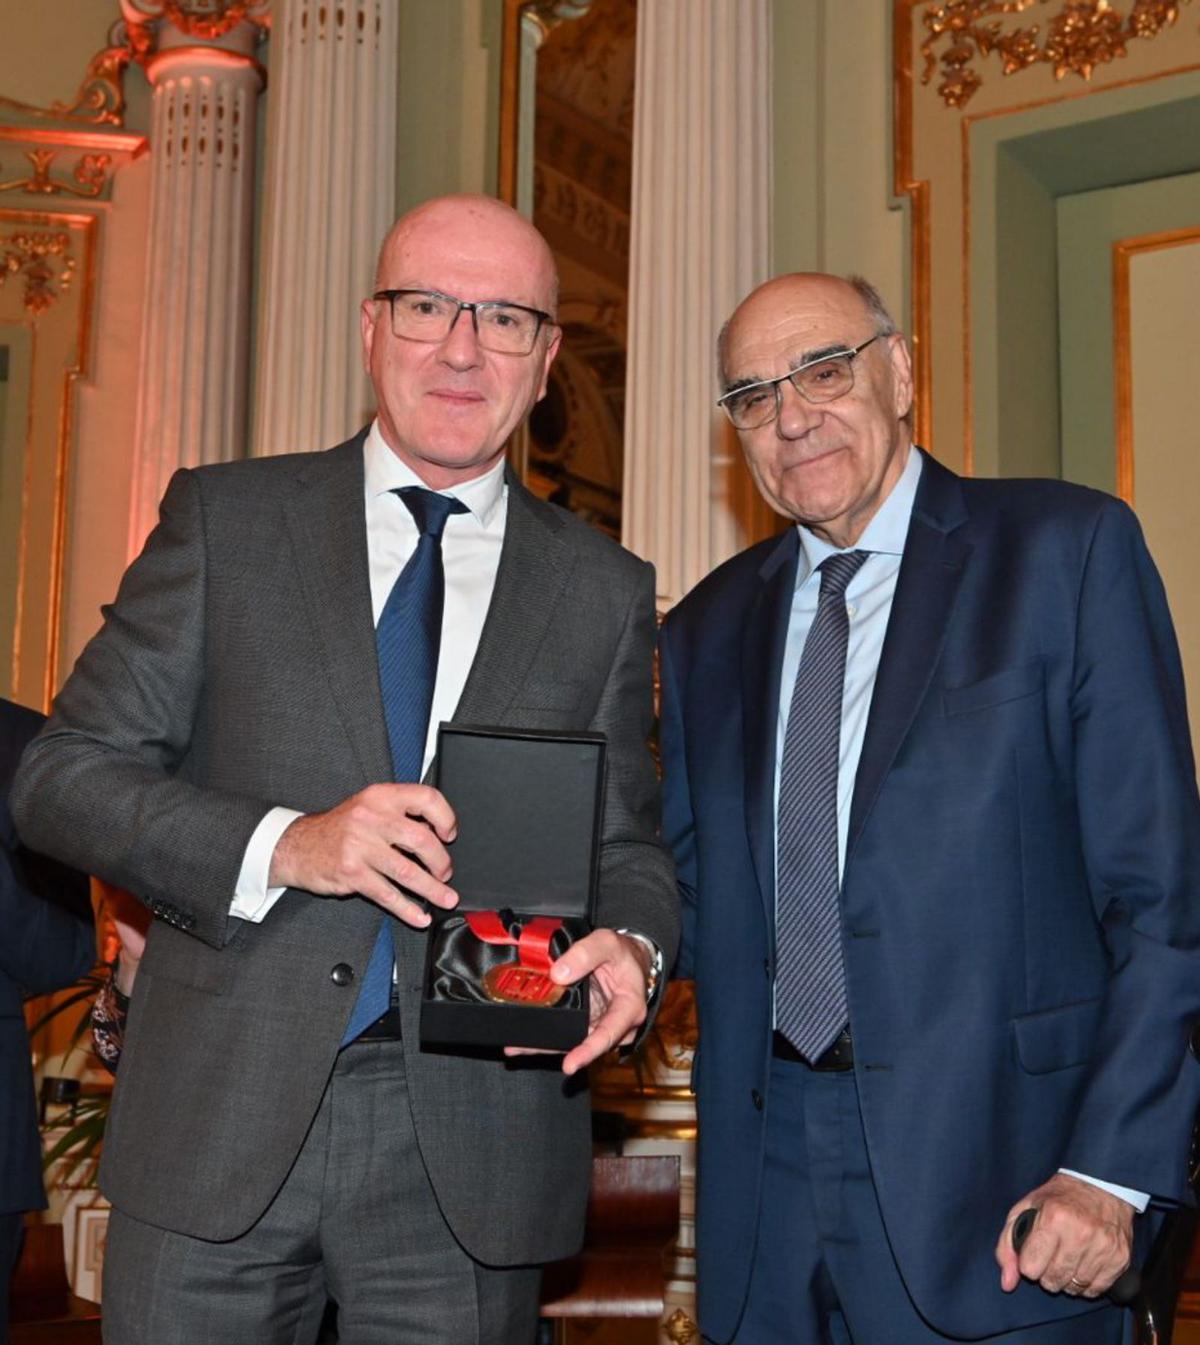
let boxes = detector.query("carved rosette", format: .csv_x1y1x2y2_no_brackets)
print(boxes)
0,229,76,316
921,0,1196,108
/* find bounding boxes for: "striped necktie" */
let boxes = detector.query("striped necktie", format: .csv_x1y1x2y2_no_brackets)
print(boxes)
774,549,868,1062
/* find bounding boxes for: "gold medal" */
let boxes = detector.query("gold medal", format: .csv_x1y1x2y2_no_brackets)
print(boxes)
482,962,565,1007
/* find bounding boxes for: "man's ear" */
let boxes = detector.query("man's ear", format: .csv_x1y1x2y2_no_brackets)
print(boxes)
536,324,564,400
360,298,379,375
888,333,914,422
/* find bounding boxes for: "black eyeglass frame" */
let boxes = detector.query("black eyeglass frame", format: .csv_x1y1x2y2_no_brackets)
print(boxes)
716,333,884,428
372,288,556,355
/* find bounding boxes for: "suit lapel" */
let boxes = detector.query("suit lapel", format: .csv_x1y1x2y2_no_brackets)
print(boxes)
743,529,801,932
846,452,971,859
282,433,394,786
452,470,575,729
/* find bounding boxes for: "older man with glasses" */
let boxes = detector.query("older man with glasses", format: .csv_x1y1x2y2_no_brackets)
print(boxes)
659,270,1200,1344
13,194,677,1345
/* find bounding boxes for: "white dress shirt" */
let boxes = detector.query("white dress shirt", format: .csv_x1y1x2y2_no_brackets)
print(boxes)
773,445,1145,1212
230,420,507,922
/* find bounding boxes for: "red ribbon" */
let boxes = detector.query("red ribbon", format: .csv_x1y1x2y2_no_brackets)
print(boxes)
464,911,564,974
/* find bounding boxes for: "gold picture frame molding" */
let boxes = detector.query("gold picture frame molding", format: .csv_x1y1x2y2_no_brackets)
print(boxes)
892,0,1200,472
2,207,98,710
1112,224,1200,506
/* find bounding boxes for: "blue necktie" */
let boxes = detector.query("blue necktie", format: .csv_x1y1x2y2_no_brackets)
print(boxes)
339,487,469,1046
775,549,868,1062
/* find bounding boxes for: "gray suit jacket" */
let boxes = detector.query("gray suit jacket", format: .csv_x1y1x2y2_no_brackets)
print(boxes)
11,432,678,1261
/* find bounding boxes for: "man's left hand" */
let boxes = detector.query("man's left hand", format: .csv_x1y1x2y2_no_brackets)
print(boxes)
996,1172,1134,1298
553,929,652,1076
503,930,653,1074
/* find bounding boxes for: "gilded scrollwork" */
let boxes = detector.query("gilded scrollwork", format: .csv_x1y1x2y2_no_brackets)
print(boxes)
920,0,1195,107
120,0,271,45
641,980,699,1074
0,150,112,200
0,229,76,316
665,1308,700,1345
0,21,145,128
164,0,250,37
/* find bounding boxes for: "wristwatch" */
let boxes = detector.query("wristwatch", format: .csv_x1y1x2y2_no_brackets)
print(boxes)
615,928,664,1003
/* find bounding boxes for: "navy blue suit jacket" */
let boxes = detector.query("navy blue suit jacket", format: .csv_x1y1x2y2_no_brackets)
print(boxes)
0,699,94,1216
660,451,1200,1341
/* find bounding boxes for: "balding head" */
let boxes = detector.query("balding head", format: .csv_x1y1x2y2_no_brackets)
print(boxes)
361,194,562,490
718,273,897,388
374,194,559,315
716,271,914,547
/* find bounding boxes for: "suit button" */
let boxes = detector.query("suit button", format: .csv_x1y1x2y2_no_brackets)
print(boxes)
1191,1022,1200,1063
763,958,771,978
751,1089,763,1111
330,963,354,987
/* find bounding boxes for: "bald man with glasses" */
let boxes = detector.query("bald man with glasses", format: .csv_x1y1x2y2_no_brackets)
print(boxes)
13,195,677,1345
659,271,1200,1344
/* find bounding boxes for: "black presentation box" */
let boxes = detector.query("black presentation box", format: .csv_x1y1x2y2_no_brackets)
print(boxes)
420,724,607,1052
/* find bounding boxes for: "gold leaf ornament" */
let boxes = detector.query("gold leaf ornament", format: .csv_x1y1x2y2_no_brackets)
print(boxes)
920,0,1195,106
0,230,76,316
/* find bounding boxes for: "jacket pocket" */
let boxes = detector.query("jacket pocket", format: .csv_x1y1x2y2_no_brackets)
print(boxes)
1012,996,1103,1074
141,920,231,994
943,661,1044,717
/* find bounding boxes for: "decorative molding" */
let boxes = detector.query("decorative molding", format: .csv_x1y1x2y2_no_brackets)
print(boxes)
164,0,254,38
0,150,112,200
921,0,1196,109
122,0,271,42
894,0,1200,468
1,208,97,708
665,1308,700,1344
893,7,934,450
0,228,76,315
640,982,698,1075
0,21,147,128
1112,225,1200,505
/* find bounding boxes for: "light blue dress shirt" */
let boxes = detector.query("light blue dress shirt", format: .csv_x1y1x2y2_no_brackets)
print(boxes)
771,445,1145,1211
773,447,922,881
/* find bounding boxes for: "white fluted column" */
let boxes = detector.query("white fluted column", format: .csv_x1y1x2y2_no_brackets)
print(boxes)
251,0,398,458
622,0,775,610
124,3,268,556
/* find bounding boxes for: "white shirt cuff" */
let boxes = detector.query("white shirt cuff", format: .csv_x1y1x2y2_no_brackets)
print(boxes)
230,807,305,923
1058,1168,1150,1213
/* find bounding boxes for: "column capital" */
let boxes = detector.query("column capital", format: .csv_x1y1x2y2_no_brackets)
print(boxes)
120,1,270,69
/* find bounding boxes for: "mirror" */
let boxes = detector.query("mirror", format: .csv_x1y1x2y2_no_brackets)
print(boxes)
500,0,635,540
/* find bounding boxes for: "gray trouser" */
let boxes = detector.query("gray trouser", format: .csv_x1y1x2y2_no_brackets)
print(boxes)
101,1040,541,1344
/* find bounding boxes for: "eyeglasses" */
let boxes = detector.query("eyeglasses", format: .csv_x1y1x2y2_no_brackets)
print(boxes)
717,334,882,430
372,288,555,356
